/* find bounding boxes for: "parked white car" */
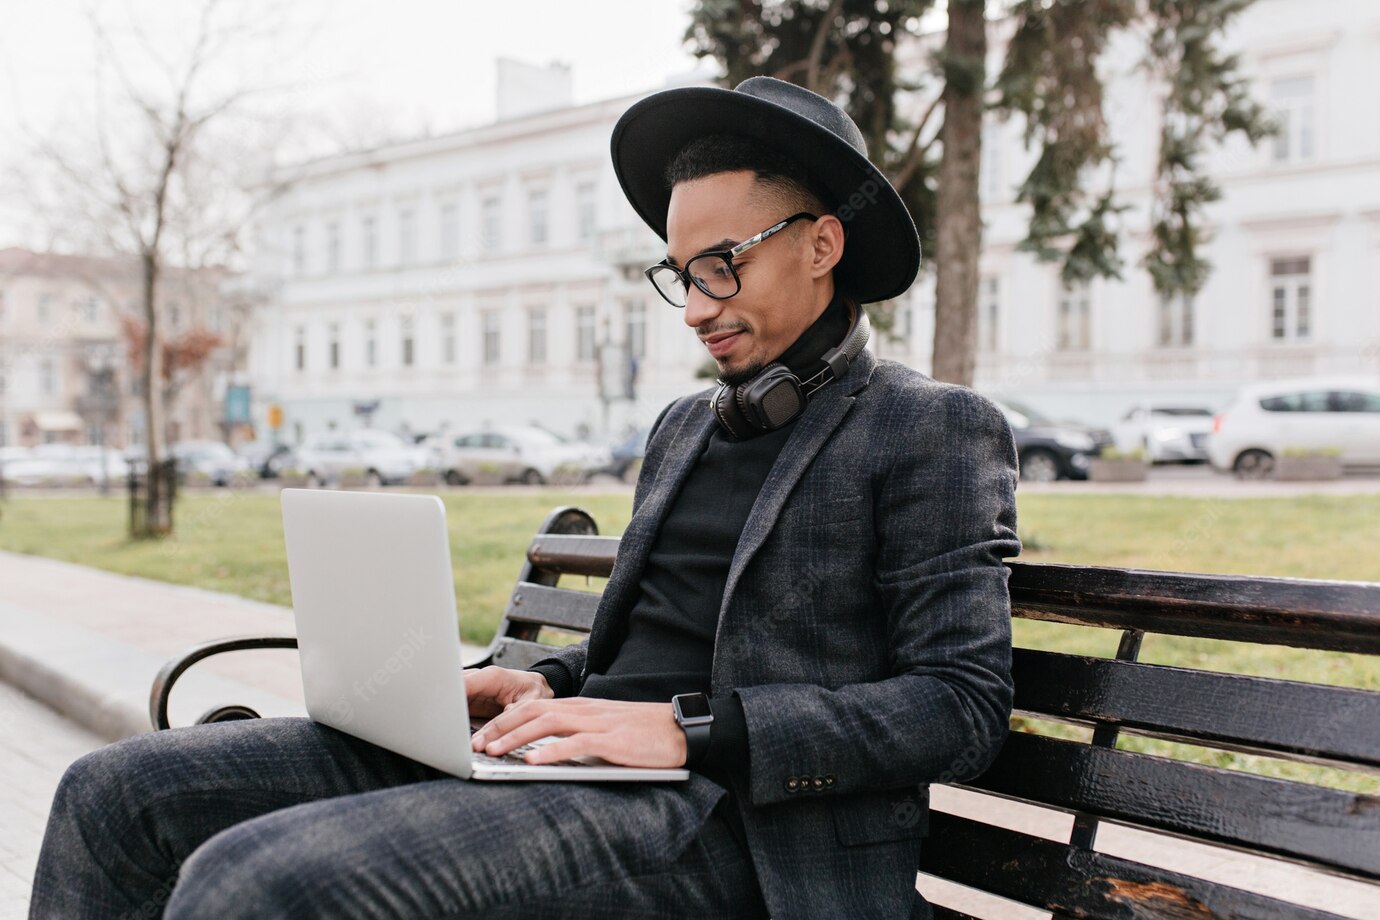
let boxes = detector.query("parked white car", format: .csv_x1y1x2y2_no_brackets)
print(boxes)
1,444,130,485
1111,405,1215,463
435,427,602,485
294,429,430,487
1208,377,1380,478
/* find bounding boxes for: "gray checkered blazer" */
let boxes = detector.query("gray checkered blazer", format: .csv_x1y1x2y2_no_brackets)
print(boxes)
543,347,1020,919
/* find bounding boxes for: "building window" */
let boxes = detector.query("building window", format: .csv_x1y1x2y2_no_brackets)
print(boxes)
399,208,417,265
292,225,307,275
39,359,55,396
361,215,378,270
481,196,501,252
401,315,415,367
1056,282,1091,351
326,221,341,273
294,326,306,371
482,311,501,365
1157,293,1194,347
440,312,456,364
979,276,1000,351
625,301,647,359
576,181,597,242
576,305,596,362
329,323,340,370
528,189,548,246
365,318,377,368
440,203,460,260
37,292,53,325
1270,256,1312,341
528,308,547,364
1270,75,1315,164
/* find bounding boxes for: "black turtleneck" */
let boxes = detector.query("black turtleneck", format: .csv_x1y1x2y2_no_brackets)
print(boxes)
532,294,852,788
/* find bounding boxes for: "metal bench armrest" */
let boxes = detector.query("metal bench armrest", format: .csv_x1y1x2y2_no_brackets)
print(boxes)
149,636,299,731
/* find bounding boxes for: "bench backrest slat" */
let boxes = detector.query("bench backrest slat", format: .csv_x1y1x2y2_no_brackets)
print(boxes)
967,731,1380,878
526,533,618,581
918,812,1347,920
1012,648,1380,768
488,636,567,671
504,582,602,634
1008,561,1380,654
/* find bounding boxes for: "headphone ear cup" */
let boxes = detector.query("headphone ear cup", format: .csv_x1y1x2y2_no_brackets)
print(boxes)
712,381,756,440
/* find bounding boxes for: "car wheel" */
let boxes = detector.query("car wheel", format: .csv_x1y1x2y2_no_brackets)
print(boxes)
520,468,545,486
443,469,467,487
366,469,384,488
1019,448,1061,483
306,471,324,489
1233,449,1274,480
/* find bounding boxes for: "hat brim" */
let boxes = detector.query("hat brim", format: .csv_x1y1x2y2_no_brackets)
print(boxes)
610,85,921,304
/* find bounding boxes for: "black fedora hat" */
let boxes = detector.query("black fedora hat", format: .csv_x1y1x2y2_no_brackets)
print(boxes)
610,76,920,304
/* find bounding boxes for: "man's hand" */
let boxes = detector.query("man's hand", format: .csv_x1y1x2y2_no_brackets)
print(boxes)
470,697,688,769
464,666,553,718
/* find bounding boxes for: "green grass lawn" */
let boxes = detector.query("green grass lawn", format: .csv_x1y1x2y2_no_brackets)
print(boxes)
2,488,1376,791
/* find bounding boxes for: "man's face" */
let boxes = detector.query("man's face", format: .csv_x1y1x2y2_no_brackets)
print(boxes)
664,170,823,384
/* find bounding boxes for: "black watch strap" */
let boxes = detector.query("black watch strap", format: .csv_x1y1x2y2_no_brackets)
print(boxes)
682,720,711,768
672,693,714,768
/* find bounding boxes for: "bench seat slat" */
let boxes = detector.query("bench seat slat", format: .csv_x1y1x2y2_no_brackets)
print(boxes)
964,731,1380,877
1012,648,1380,768
527,534,619,580
1007,562,1380,655
504,582,601,634
919,811,1352,920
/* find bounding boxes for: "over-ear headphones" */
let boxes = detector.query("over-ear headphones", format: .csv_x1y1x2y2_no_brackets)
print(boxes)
710,304,870,440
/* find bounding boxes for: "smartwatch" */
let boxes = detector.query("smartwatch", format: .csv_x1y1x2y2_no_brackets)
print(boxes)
671,693,714,768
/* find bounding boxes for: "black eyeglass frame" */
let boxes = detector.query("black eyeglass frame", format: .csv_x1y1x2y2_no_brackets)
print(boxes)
644,211,819,308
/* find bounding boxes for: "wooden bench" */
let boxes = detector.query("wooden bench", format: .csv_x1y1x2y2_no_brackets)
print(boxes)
150,506,1380,919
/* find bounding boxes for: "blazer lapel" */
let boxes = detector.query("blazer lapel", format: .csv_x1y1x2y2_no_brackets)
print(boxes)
718,349,877,621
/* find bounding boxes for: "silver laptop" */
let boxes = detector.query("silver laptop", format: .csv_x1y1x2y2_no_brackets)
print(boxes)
281,488,688,782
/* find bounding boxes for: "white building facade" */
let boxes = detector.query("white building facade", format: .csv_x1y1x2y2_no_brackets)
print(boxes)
910,0,1380,424
248,68,725,445
252,0,1380,442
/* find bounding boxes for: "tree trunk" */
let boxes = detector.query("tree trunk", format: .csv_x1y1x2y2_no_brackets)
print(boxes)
134,249,173,537
931,0,987,387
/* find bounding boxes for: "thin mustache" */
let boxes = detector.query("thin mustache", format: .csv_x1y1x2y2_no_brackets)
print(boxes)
697,322,750,339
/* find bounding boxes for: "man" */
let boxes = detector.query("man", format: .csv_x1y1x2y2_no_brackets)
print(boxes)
31,77,1018,919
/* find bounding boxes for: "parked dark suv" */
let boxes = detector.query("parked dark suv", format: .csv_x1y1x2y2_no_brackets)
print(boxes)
987,396,1113,482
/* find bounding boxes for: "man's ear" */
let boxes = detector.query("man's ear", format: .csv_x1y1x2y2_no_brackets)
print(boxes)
809,215,845,281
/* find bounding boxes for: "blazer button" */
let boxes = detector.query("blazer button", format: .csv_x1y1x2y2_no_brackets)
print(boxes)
785,776,800,793
812,776,826,791
824,774,836,787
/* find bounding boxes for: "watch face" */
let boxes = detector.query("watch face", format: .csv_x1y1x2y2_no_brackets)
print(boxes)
674,694,712,721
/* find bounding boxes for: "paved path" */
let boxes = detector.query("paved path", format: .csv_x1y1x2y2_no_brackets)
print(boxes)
0,682,104,918
1,549,1377,918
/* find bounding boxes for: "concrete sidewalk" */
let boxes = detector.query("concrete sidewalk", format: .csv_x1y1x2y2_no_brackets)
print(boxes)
0,549,487,740
1,549,1377,919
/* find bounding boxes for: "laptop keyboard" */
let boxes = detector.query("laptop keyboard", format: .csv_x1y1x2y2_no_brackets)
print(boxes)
469,725,584,768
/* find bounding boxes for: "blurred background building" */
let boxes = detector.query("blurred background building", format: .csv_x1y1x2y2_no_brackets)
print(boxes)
0,248,244,449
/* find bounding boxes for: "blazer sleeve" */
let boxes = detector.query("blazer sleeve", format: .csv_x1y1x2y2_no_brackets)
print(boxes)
735,386,1020,807
526,396,685,695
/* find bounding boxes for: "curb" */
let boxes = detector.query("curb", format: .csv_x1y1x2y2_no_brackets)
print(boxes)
0,601,302,742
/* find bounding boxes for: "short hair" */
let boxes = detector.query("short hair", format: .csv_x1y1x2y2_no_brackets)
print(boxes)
664,134,834,217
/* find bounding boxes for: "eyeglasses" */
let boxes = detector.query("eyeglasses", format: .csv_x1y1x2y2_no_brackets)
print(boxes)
645,212,818,308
